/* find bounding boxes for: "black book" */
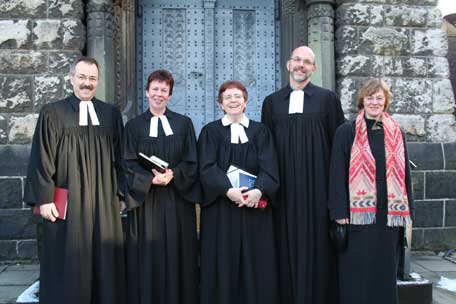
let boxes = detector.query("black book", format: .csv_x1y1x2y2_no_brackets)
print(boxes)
138,152,169,173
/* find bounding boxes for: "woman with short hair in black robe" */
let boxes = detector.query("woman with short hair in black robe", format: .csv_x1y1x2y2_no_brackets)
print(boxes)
328,79,414,304
124,69,200,304
198,80,280,304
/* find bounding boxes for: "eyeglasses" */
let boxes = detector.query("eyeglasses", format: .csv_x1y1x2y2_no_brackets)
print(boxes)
75,74,98,82
365,96,385,102
289,57,314,66
222,93,244,101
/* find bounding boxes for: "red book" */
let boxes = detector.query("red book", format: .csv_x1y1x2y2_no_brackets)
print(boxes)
33,187,68,220
242,195,268,209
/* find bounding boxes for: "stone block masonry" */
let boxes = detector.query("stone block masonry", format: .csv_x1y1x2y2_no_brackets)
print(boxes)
336,0,456,250
0,0,84,261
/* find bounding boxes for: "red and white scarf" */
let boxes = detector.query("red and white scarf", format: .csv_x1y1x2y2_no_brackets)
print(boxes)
348,110,411,227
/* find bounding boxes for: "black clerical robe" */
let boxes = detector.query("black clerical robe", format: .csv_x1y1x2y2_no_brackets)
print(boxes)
328,118,414,304
124,109,200,304
24,94,126,304
198,119,280,304
261,83,345,304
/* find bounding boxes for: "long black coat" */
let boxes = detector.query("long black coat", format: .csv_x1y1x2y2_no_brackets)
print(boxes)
328,118,414,304
24,95,126,304
198,119,280,304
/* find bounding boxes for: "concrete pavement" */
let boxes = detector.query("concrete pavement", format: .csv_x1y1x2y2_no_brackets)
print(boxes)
1,252,456,304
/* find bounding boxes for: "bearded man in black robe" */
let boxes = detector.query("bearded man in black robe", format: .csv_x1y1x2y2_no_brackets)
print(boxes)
24,57,126,304
261,46,345,304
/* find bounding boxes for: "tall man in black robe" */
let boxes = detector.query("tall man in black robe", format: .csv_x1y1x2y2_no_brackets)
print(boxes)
261,46,345,304
24,57,126,304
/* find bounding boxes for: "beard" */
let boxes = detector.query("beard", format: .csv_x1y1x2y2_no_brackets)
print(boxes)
290,67,312,83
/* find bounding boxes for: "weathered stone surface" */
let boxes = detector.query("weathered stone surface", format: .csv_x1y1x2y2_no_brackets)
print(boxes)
0,0,46,18
34,76,64,108
410,29,448,56
444,143,456,170
407,143,443,171
335,26,358,54
360,27,409,55
370,55,383,76
63,74,74,96
48,0,84,18
427,115,456,142
0,209,35,239
427,7,443,28
0,240,16,260
32,19,61,49
414,200,443,228
384,6,427,27
403,57,428,77
337,77,360,113
336,4,380,27
412,172,424,200
431,79,455,113
0,145,31,176
49,51,81,74
426,171,456,199
0,178,22,209
411,228,424,250
337,55,371,76
383,56,427,77
422,228,456,250
8,114,38,144
0,20,31,49
446,200,456,227
337,0,438,4
427,56,450,78
390,78,432,114
0,76,33,112
392,114,426,137
0,115,7,144
17,240,38,259
61,19,85,50
0,51,48,74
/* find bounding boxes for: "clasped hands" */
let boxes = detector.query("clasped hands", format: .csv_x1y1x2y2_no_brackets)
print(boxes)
226,187,262,208
151,168,174,186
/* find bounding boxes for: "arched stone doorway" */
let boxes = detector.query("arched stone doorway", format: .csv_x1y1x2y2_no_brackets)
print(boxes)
87,0,336,128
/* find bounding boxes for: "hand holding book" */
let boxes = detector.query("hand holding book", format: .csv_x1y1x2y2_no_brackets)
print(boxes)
152,168,174,186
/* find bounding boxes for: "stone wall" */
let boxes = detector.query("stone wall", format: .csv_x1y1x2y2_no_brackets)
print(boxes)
336,0,456,250
0,0,84,260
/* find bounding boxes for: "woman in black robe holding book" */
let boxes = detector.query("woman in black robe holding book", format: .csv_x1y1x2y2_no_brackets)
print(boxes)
198,80,280,304
124,70,200,304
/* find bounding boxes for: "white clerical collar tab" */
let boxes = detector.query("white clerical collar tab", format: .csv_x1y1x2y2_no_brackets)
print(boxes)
221,114,250,128
222,115,249,144
79,101,100,126
288,90,304,114
149,115,174,137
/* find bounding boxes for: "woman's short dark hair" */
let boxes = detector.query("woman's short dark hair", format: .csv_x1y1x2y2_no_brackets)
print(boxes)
357,78,392,111
217,80,248,104
146,69,174,95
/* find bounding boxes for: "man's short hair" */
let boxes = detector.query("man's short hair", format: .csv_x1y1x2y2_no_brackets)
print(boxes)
146,69,174,95
69,57,100,75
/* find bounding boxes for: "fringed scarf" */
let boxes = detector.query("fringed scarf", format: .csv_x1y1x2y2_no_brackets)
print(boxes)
348,110,412,227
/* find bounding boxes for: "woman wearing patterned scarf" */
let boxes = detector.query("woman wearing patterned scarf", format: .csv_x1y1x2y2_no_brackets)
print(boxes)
328,79,414,304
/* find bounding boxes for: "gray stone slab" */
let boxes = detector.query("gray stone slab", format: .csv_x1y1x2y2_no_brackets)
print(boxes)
410,262,428,273
0,285,28,304
415,259,456,272
0,265,7,272
414,200,444,228
6,264,39,272
0,270,38,285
